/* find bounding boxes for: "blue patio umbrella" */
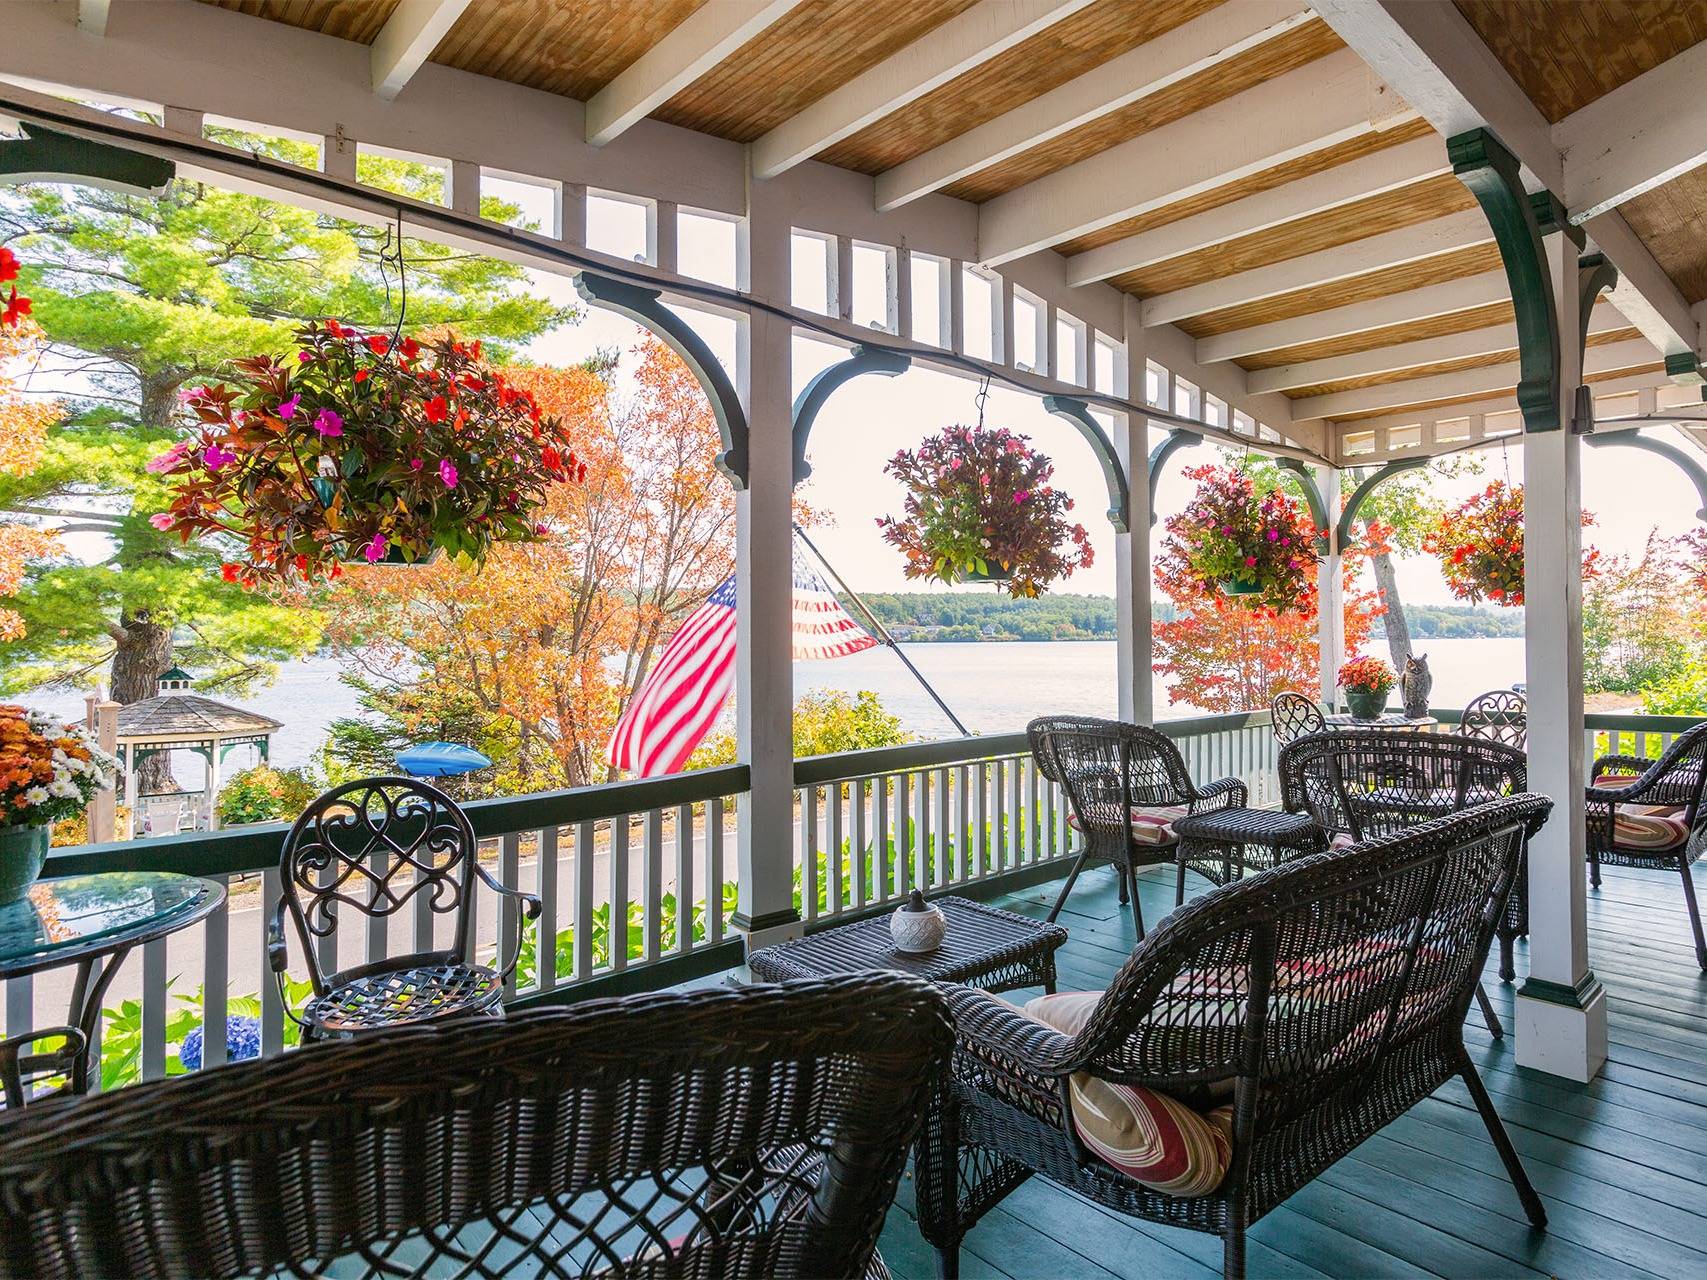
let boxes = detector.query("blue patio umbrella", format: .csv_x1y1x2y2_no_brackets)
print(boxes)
395,742,492,778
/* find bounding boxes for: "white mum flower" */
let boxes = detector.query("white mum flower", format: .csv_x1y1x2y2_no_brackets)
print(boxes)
23,786,49,805
48,778,79,799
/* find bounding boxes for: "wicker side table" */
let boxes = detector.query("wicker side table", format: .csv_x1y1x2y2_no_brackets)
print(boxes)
1170,807,1326,905
748,897,1067,994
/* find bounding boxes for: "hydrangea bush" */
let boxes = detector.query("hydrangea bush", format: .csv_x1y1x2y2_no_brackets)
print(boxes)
0,704,116,828
877,425,1092,598
1171,464,1321,614
149,321,587,584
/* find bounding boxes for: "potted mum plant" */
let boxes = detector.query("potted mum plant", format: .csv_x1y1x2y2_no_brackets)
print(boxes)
1173,464,1320,613
1423,480,1599,607
877,425,1092,598
149,320,586,584
0,705,117,904
1337,655,1396,721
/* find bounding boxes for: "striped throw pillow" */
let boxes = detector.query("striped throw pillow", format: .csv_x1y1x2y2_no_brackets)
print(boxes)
1066,803,1189,846
1022,992,1232,1197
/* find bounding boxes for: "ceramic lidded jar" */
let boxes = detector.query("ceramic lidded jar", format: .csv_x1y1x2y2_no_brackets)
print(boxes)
891,889,946,954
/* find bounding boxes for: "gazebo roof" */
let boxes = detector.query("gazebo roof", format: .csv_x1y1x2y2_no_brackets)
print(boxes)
116,693,282,742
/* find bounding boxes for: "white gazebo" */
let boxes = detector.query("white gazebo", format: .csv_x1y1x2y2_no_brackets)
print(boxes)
115,666,281,837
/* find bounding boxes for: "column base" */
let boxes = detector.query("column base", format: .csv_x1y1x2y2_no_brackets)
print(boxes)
1514,973,1607,1082
733,908,804,954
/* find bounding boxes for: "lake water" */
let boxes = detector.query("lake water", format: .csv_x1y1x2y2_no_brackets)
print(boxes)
20,636,1527,770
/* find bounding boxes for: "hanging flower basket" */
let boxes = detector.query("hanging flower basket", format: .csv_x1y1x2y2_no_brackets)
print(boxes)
148,321,587,584
1422,480,1598,608
1172,464,1321,614
877,425,1092,599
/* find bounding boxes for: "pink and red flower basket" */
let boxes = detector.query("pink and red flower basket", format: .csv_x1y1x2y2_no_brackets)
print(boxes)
1171,464,1322,615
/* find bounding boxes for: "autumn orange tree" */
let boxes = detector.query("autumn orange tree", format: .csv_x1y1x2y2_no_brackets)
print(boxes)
1153,462,1387,712
322,338,736,789
0,321,62,640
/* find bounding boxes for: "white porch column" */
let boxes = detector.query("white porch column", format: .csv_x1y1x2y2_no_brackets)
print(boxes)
1316,464,1344,708
1516,231,1607,1082
206,741,222,832
732,172,801,949
1115,294,1153,723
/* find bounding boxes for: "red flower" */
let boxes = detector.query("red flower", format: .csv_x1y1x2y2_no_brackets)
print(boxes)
1,287,30,329
220,563,241,583
365,334,390,356
399,336,420,361
354,368,370,383
0,247,16,282
423,395,449,424
324,318,347,338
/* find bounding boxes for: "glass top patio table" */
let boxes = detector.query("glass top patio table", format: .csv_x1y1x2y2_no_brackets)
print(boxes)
0,872,223,980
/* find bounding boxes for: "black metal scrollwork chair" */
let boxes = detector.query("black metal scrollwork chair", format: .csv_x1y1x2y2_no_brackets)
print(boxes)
1269,691,1327,745
0,1026,84,1111
1277,730,1530,1035
269,776,540,1039
1029,716,1245,932
0,975,953,1280
1587,721,1707,968
1461,689,1528,748
914,796,1552,1280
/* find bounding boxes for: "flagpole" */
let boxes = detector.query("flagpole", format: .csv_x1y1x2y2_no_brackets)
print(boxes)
792,524,974,737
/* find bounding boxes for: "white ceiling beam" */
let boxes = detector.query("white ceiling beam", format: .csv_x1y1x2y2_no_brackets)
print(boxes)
77,0,111,36
874,0,1311,210
1065,134,1448,287
1293,336,1658,420
1197,268,1510,364
978,47,1414,266
371,0,473,100
1556,38,1707,220
586,0,803,146
1332,367,1675,434
1141,209,1491,327
751,0,1096,179
1313,0,1698,359
1247,300,1625,394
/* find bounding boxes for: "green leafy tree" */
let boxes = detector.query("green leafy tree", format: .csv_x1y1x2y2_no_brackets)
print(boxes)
0,133,569,788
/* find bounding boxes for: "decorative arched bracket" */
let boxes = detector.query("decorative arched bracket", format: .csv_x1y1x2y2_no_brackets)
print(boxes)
791,345,910,484
1583,429,1707,520
0,123,174,195
1041,395,1131,532
575,271,749,487
1665,351,1705,387
1274,458,1331,553
1450,128,1568,433
1574,253,1620,432
1336,457,1428,550
1145,428,1202,527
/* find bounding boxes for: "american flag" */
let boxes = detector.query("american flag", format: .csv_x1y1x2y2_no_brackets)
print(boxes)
607,540,877,777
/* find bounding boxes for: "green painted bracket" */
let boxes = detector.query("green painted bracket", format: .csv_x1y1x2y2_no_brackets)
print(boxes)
1530,190,1585,250
0,124,173,195
1145,428,1202,527
1275,458,1331,553
1584,429,1707,520
1665,351,1705,386
1041,395,1132,532
1336,457,1428,549
574,271,749,487
791,345,910,484
1578,254,1619,356
1450,128,1562,432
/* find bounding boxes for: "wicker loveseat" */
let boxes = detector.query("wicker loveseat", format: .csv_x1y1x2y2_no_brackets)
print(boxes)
0,975,952,1280
1028,715,1245,931
914,796,1552,1280
1588,721,1707,968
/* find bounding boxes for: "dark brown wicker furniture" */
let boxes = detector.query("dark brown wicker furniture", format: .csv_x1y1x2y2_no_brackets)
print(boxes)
914,796,1553,1280
1028,716,1245,931
749,896,1066,993
0,975,953,1280
1588,722,1707,968
1170,807,1326,905
1462,689,1528,748
269,776,540,1040
1269,691,1326,745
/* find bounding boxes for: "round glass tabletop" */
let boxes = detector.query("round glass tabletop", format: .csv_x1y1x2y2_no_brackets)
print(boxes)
0,872,223,978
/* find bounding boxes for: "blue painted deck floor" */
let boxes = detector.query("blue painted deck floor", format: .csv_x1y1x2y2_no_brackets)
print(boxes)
873,860,1707,1280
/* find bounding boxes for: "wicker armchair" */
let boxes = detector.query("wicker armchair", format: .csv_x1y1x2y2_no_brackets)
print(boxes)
1269,691,1326,746
1461,689,1528,748
0,974,953,1280
1587,722,1707,968
269,776,541,1039
1277,729,1530,1037
914,796,1553,1280
1029,716,1246,932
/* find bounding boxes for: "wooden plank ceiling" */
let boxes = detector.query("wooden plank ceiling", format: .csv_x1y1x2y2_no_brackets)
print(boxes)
195,0,1704,432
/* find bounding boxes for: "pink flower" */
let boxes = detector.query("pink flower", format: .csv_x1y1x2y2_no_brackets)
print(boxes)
1244,556,1258,568
297,351,311,364
148,512,174,530
439,458,458,488
1266,528,1280,542
313,408,343,437
145,442,188,474
409,458,423,471
277,395,301,420
361,533,387,563
201,443,237,471
1013,490,1030,504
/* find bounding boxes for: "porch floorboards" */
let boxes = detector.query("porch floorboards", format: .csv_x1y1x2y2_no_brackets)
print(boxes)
872,859,1707,1280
